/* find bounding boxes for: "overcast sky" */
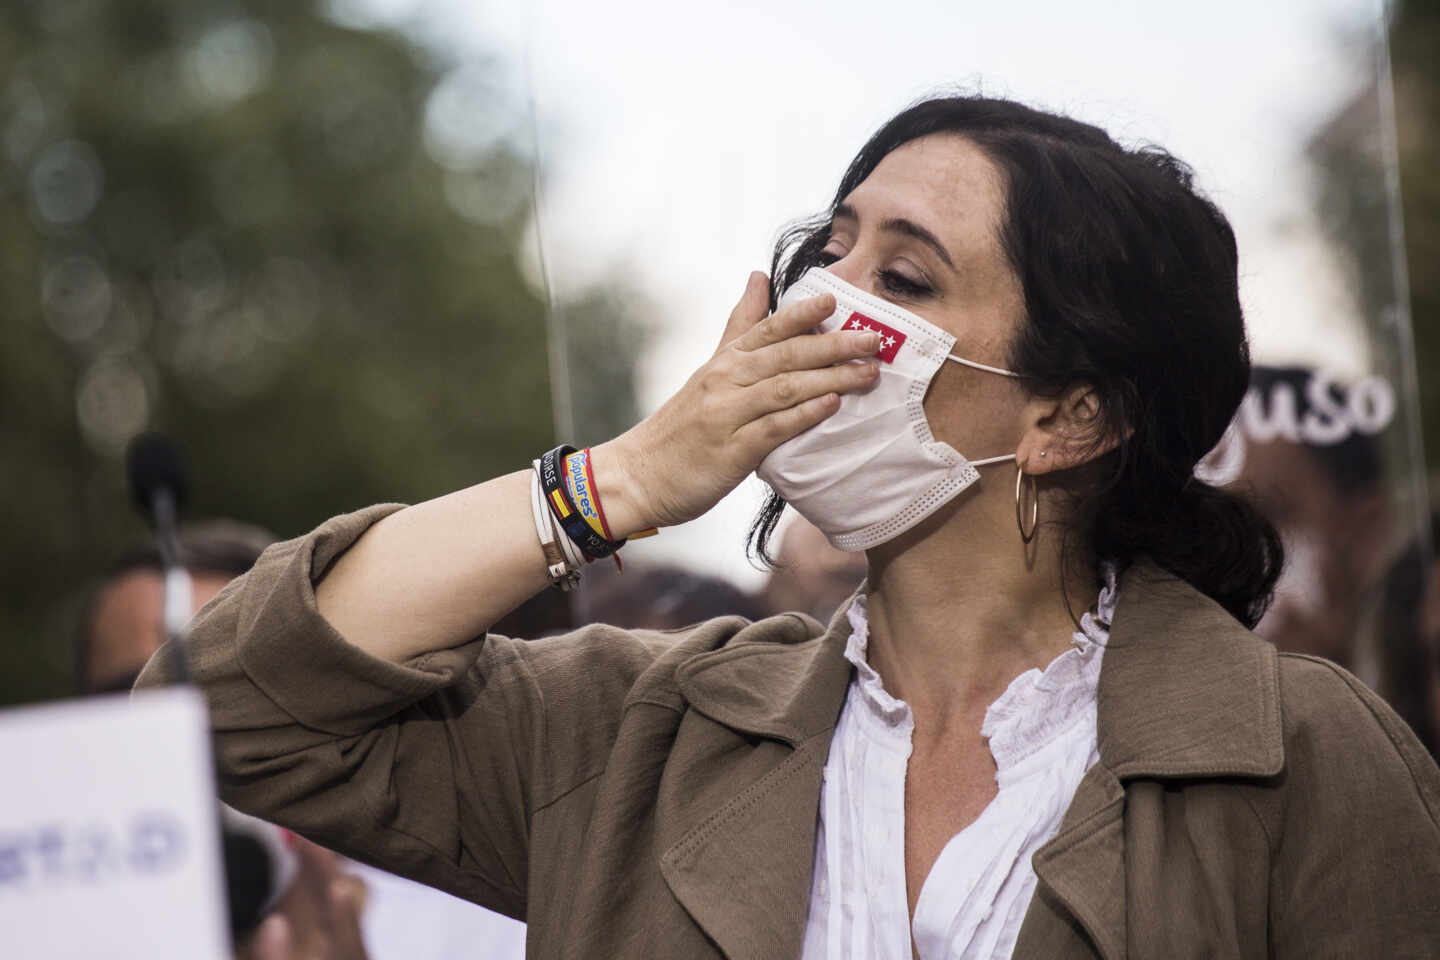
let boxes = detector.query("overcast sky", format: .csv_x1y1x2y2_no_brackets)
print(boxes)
350,0,1397,589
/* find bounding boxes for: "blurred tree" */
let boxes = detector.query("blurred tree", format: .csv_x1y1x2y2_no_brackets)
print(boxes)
0,0,644,704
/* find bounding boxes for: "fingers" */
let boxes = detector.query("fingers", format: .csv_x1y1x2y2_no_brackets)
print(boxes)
330,873,368,917
737,327,880,385
290,837,341,898
735,361,878,424
328,874,372,960
242,914,292,960
730,288,837,353
733,391,844,454
717,271,774,348
251,852,369,960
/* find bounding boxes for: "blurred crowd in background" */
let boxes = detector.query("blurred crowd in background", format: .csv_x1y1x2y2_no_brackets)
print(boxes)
5,0,1440,956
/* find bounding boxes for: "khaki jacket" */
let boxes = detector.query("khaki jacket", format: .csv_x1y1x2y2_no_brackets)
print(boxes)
139,505,1440,958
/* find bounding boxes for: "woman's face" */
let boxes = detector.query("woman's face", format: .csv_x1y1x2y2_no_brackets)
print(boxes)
818,133,1030,461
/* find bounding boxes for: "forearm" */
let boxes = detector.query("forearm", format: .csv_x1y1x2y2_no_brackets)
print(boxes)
313,468,546,662
315,445,649,663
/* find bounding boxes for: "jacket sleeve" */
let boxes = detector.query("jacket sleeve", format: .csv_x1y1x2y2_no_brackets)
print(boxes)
1270,654,1440,956
133,504,669,919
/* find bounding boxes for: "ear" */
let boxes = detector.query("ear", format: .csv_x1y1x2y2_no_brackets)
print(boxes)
1015,384,1123,476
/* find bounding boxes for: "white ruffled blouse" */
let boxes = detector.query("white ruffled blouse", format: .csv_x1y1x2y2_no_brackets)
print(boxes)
799,573,1118,960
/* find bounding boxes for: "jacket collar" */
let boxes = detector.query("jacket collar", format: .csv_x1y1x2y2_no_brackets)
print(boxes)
672,562,1283,778
664,561,1284,960
675,609,855,746
659,608,854,960
1096,559,1283,780
1024,559,1283,960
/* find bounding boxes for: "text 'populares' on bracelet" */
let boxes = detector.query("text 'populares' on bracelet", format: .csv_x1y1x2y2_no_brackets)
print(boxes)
570,446,659,544
540,445,627,561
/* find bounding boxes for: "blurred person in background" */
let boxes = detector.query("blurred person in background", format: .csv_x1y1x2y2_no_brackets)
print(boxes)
138,95,1440,956
1231,365,1393,670
580,516,865,631
76,521,275,696
581,562,767,630
1372,512,1440,758
80,522,525,959
760,515,871,622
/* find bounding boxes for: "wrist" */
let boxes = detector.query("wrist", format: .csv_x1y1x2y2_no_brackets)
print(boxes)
588,438,654,539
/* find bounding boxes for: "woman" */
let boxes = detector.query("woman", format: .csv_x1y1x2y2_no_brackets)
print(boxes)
140,96,1440,957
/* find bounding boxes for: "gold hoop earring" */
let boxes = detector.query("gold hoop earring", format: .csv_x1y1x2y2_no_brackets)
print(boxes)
1015,469,1038,543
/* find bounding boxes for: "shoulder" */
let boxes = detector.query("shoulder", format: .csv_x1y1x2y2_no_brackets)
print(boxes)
488,611,829,715
1270,654,1440,844
457,614,828,812
1255,655,1440,949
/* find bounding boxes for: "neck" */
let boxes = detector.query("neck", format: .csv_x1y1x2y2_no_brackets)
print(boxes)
861,481,1097,727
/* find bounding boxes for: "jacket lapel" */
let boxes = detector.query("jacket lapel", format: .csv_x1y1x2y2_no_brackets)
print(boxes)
1021,764,1127,959
1093,563,1283,782
661,610,856,960
1017,560,1284,959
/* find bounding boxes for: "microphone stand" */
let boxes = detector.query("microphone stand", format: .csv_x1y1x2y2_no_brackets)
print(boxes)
149,485,194,685
127,432,194,685
125,432,294,941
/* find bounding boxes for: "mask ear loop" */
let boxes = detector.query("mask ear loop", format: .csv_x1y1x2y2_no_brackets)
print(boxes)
946,355,1020,378
946,353,1030,537
1015,469,1039,543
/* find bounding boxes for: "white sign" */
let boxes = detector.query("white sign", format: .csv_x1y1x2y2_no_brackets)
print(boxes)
0,687,229,959
1196,370,1397,487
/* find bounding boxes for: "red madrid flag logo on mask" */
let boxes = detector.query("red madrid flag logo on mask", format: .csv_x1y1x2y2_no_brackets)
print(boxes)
844,312,906,363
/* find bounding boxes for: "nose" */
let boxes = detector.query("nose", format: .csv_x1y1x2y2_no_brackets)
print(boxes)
823,251,869,293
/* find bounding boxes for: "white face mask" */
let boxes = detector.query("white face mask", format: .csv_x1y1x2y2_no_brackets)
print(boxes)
755,267,1019,551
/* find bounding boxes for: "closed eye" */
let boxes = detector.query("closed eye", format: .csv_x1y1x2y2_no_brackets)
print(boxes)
813,243,933,300
878,269,932,299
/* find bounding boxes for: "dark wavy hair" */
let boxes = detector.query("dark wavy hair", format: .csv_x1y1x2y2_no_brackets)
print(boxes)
749,94,1283,628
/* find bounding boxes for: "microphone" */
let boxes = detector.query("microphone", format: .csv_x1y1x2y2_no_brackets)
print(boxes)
126,432,188,555
125,433,192,682
220,805,299,938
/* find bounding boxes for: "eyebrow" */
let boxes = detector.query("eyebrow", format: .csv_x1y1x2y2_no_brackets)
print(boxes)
832,202,955,269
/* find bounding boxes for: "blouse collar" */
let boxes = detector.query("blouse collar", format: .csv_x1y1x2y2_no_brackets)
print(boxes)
842,567,1118,770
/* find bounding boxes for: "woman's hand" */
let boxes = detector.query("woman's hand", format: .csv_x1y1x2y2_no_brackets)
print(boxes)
314,270,879,663
593,271,881,535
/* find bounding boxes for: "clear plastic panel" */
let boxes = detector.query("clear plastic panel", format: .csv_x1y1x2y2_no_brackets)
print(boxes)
525,0,1426,720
